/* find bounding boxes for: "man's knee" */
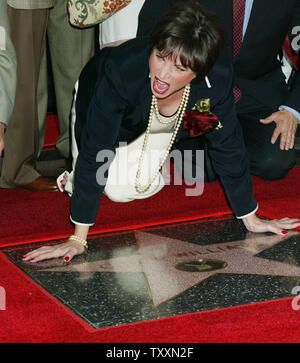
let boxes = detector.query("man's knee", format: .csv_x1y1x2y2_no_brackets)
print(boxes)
250,149,296,180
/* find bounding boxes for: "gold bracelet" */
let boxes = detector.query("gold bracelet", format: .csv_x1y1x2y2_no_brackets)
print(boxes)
69,235,88,249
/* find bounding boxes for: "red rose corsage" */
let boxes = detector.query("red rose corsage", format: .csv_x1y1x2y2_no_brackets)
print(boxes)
183,98,222,137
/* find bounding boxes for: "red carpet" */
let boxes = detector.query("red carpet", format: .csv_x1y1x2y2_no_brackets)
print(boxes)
1,252,300,343
0,168,299,248
0,168,300,247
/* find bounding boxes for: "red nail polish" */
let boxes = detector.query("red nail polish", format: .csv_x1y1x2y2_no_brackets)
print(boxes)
64,256,70,262
282,231,287,235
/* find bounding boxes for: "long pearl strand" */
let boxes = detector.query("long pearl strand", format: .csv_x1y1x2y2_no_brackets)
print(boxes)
135,83,190,194
153,92,185,125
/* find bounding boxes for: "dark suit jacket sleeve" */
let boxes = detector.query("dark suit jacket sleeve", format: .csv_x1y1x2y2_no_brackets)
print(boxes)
137,0,174,36
286,0,300,112
137,0,204,37
206,64,258,217
70,58,128,224
137,0,214,37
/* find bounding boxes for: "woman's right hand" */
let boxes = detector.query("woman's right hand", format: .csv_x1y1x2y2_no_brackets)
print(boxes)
22,239,86,264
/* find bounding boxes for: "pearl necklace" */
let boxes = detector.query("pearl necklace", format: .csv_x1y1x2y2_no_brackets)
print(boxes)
153,91,186,125
135,83,190,194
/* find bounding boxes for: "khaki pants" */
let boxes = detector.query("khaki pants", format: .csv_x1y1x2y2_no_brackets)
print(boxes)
0,7,48,188
38,0,95,158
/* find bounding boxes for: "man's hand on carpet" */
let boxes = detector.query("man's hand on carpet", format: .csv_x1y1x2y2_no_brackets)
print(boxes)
22,240,85,264
242,214,300,235
260,110,298,150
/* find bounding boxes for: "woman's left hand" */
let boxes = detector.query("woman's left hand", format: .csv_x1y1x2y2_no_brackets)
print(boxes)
242,214,300,235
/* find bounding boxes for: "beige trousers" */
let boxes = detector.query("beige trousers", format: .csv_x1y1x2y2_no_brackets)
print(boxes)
0,7,48,188
37,0,95,158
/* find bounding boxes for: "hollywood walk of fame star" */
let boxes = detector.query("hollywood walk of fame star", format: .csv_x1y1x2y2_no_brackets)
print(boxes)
36,231,300,307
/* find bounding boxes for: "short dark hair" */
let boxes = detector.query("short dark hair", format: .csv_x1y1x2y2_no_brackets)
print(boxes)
150,2,225,82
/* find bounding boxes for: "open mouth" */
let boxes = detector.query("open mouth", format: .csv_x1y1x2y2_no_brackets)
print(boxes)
153,76,170,95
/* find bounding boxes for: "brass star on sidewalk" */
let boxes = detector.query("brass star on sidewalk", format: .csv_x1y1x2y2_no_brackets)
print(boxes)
38,231,300,306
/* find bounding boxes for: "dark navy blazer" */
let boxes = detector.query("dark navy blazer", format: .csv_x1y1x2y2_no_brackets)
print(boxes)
70,37,257,224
